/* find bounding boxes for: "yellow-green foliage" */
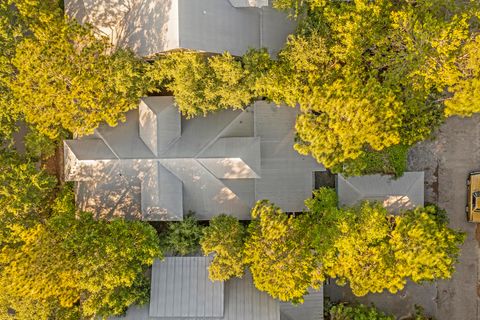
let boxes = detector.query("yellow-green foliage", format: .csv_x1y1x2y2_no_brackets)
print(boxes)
4,0,149,140
244,200,323,303
203,190,463,301
148,49,271,118
201,214,246,281
445,35,480,116
0,186,162,319
264,0,479,170
294,77,403,168
312,197,465,296
392,206,466,283
11,23,148,139
0,290,51,320
321,202,404,296
0,151,56,233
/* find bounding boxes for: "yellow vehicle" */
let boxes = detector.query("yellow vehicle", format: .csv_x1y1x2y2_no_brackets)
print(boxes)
467,172,480,222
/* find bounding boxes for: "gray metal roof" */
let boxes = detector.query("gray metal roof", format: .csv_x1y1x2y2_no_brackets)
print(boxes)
336,172,425,212
280,288,324,320
150,257,224,318
64,0,296,57
254,102,324,212
111,256,281,320
65,98,323,220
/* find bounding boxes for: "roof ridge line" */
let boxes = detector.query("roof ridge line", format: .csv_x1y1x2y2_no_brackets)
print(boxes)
194,109,250,158
94,128,121,160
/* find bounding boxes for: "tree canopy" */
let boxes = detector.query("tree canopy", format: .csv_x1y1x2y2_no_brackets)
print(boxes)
203,189,464,301
243,200,324,303
1,0,150,141
148,49,271,118
308,189,465,297
200,214,246,281
0,145,162,319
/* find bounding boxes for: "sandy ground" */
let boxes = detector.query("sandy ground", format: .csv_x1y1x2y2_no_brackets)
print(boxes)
325,115,480,319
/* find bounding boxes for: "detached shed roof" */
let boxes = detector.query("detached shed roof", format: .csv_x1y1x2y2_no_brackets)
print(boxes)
150,257,224,318
64,0,296,57
111,256,322,320
336,172,425,212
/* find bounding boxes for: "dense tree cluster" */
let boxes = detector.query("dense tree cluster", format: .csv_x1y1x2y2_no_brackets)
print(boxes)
2,0,480,176
147,50,271,117
0,0,474,318
202,189,464,301
200,214,246,281
244,201,323,302
0,154,162,319
1,0,150,141
148,0,480,175
270,0,480,169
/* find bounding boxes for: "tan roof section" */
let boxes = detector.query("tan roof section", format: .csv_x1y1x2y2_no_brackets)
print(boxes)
336,172,425,213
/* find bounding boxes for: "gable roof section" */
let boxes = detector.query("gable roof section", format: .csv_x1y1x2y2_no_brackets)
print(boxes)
139,97,181,156
336,172,425,212
65,0,296,57
141,162,183,220
198,137,261,179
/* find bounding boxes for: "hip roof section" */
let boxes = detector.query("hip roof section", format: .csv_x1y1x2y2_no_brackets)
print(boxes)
64,98,323,220
336,172,425,213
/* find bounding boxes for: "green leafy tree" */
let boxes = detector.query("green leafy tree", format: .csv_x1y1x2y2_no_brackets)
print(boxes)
445,35,480,116
320,202,402,296
307,189,465,296
0,186,162,319
148,49,271,117
11,20,149,139
162,213,204,256
332,145,409,177
24,128,57,160
0,151,56,237
244,200,323,303
391,206,465,284
260,0,478,173
0,1,26,140
201,214,246,281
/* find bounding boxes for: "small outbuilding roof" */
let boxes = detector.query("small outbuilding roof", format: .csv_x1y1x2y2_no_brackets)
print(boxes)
149,257,224,318
111,256,323,320
336,172,425,212
64,0,296,57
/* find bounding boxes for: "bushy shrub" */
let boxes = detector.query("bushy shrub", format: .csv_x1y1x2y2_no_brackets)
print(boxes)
162,213,204,256
329,303,394,320
332,145,409,177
